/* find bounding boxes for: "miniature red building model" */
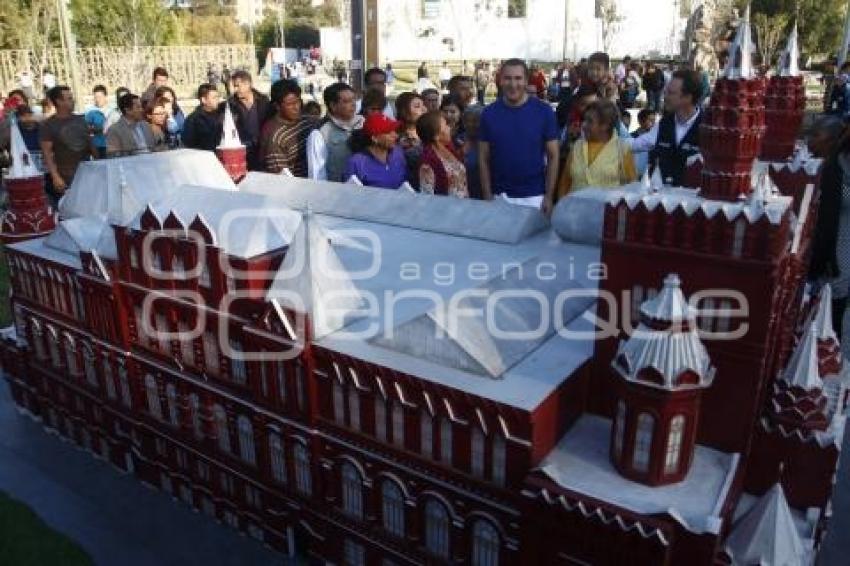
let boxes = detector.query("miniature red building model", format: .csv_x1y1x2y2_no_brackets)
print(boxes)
0,11,846,566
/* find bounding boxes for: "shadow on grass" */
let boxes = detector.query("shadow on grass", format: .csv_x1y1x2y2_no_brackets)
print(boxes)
0,490,92,566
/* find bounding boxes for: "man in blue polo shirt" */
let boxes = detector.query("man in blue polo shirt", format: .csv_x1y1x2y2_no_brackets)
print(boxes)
479,58,560,215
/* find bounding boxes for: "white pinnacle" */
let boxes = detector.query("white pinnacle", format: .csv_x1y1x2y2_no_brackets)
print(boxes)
218,103,243,149
7,115,39,179
778,22,800,78
722,4,755,80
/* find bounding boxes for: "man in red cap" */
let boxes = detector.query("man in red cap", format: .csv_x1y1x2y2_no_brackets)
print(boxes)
343,112,408,189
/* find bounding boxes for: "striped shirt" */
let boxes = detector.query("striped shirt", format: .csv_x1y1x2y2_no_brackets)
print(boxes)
260,115,318,177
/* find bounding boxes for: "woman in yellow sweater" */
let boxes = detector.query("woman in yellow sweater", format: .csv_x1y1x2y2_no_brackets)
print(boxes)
557,100,637,198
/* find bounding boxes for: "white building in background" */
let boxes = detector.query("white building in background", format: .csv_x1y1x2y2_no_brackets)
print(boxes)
235,0,265,26
319,0,694,63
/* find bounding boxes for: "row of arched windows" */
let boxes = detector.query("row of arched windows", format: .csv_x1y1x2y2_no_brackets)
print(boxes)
338,461,500,565
127,241,214,290
10,256,85,321
332,377,507,485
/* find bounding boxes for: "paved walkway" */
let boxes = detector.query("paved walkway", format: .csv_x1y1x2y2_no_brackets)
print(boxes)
1,375,849,565
0,380,283,566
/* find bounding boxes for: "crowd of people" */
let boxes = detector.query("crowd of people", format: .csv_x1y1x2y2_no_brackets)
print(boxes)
0,53,713,216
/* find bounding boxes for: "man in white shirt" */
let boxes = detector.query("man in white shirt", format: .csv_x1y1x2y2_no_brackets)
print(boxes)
630,69,703,187
307,83,364,181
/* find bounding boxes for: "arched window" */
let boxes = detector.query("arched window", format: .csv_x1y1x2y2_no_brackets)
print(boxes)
189,393,204,439
664,415,686,474
199,262,211,288
348,388,361,431
294,442,312,495
229,339,247,385
614,400,626,458
64,335,80,376
492,434,506,486
333,380,345,423
424,499,450,558
30,319,46,361
632,412,655,473
103,356,117,400
203,331,219,375
276,363,287,406
83,345,97,387
129,247,139,269
269,432,286,483
145,375,162,419
471,426,485,477
341,462,363,519
47,326,61,368
118,361,132,407
212,404,230,453
165,383,179,426
472,520,500,566
381,479,405,537
177,321,194,365
420,411,433,458
440,417,453,465
392,401,405,447
295,361,306,411
172,255,185,276
155,313,170,352
238,415,256,465
374,396,387,441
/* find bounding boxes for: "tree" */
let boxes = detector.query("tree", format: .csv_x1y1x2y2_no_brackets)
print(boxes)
598,0,624,54
746,0,848,58
69,0,179,47
174,14,247,45
0,1,60,56
752,12,790,65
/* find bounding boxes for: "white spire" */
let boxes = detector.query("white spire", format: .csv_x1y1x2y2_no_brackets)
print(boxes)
782,324,822,390
218,103,243,148
724,483,804,566
640,274,695,323
812,284,838,343
722,4,755,80
7,115,39,179
650,164,664,190
778,22,800,77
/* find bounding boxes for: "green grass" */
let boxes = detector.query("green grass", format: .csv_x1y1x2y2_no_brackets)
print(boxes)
0,491,92,566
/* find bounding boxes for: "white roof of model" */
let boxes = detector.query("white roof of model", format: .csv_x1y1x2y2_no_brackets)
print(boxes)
369,256,595,378
724,483,805,566
723,4,755,80
218,104,243,148
267,209,365,339
811,284,838,343
41,216,117,262
6,115,39,179
606,179,792,226
778,22,800,77
539,415,739,535
128,185,302,259
614,274,714,390
782,324,822,391
60,149,237,224
238,172,548,244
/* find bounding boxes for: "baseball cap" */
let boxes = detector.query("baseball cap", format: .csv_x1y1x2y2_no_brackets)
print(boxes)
363,112,400,136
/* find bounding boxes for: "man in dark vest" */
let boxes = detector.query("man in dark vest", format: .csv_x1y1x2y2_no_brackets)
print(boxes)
631,69,703,186
306,82,363,182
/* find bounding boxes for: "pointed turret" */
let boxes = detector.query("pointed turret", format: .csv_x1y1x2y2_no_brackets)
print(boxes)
1,115,56,243
772,323,830,432
215,103,247,183
778,22,800,78
701,4,767,201
724,483,805,566
722,4,755,80
7,114,39,179
761,20,806,161
610,274,715,486
218,103,243,149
